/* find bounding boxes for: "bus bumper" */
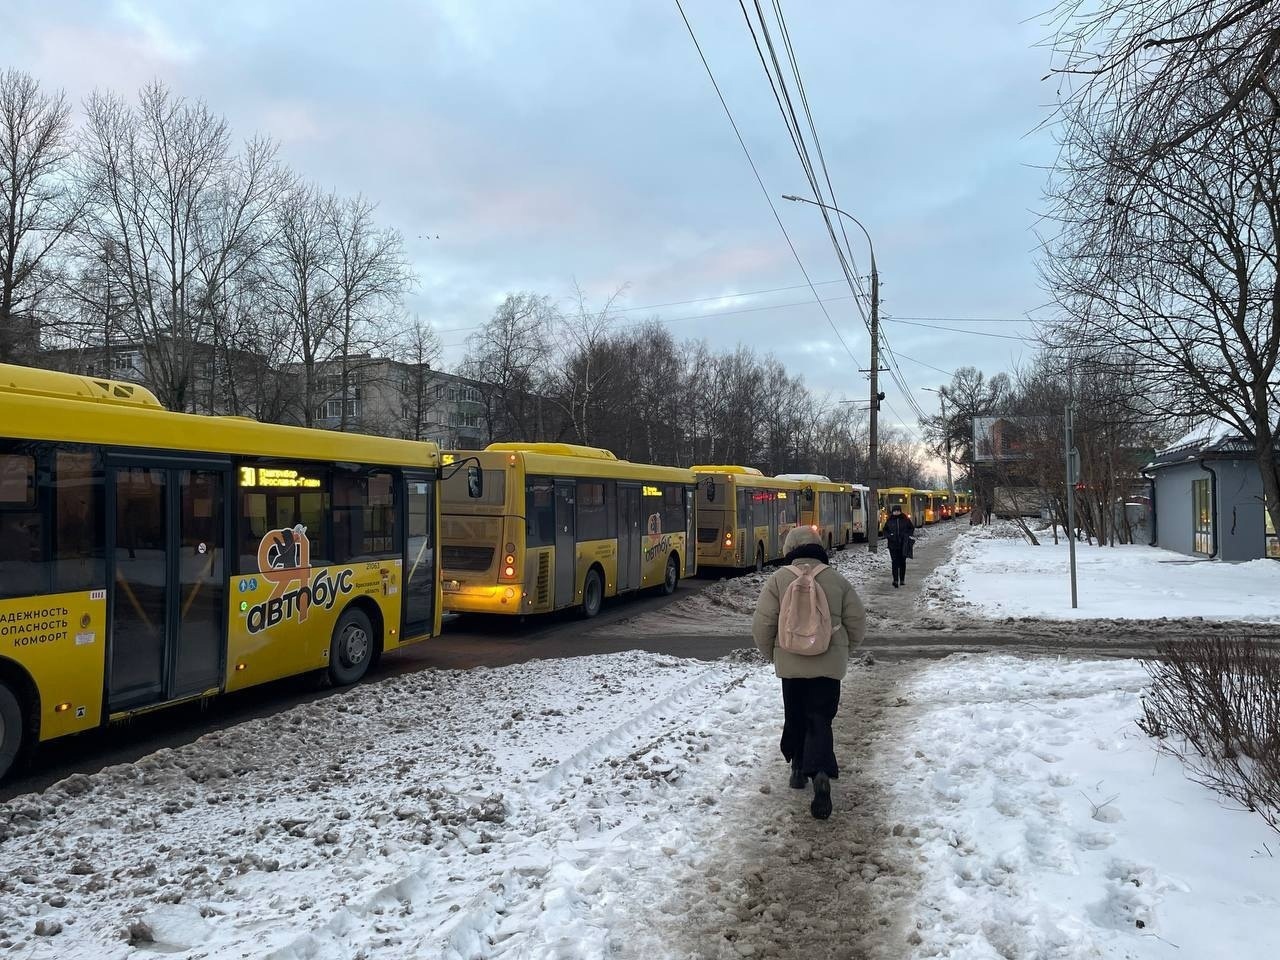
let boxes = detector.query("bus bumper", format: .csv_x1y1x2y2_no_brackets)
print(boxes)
441,580,526,614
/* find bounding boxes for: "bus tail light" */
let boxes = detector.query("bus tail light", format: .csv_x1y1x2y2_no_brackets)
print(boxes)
724,532,733,549
501,554,517,580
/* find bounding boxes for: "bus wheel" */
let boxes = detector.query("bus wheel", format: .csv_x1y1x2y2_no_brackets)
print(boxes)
0,680,24,783
661,554,680,595
754,546,765,573
580,568,604,619
329,607,375,686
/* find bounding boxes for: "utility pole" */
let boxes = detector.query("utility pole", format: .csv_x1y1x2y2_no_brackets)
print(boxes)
1065,395,1079,609
867,264,881,554
781,193,882,552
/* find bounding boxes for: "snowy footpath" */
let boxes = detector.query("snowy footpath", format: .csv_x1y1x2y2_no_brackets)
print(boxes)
3,645,1279,958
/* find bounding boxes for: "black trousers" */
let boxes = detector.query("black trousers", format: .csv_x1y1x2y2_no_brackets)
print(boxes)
889,546,907,583
780,677,841,778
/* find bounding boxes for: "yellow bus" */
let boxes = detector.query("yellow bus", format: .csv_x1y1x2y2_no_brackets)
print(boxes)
777,474,854,550
931,490,954,521
913,490,933,525
923,490,946,523
440,443,695,617
878,486,915,531
694,467,801,572
0,364,441,781
851,484,870,541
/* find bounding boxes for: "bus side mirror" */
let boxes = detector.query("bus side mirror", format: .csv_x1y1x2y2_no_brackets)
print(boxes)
467,465,484,499
705,482,715,503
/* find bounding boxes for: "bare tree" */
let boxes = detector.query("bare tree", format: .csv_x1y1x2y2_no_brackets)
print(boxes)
460,293,557,442
1049,0,1280,162
1046,55,1280,541
321,192,413,431
257,182,337,425
0,69,78,364
77,82,282,411
397,317,442,441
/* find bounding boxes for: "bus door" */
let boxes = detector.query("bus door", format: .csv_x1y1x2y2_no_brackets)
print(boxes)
617,484,641,592
766,492,780,559
402,471,435,638
553,480,576,607
106,457,229,712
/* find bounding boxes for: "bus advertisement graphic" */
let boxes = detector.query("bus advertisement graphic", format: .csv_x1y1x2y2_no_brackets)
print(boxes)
244,524,354,633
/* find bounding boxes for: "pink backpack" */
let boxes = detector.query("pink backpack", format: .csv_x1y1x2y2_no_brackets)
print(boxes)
777,563,833,655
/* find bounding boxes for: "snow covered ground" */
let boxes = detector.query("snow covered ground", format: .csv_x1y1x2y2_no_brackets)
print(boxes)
4,645,1279,958
926,522,1280,622
888,654,1280,958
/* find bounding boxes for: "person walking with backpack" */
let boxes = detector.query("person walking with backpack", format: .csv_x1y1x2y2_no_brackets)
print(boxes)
752,526,867,820
883,503,915,588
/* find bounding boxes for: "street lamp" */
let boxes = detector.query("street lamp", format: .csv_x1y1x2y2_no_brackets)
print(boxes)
783,194,882,553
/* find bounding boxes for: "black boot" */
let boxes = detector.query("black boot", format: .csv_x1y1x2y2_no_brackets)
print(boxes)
811,772,832,819
789,758,807,790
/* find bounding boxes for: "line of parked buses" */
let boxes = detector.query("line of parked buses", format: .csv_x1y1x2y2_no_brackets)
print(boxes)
438,442,970,620
0,364,970,780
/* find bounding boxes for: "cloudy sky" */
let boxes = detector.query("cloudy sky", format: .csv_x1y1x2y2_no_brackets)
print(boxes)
3,0,1054,436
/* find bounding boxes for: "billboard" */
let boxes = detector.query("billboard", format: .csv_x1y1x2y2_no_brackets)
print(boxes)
973,416,1038,462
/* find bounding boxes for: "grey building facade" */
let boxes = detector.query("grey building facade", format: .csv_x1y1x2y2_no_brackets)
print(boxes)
1145,426,1279,561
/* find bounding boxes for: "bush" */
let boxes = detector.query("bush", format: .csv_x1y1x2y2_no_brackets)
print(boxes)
1138,638,1280,833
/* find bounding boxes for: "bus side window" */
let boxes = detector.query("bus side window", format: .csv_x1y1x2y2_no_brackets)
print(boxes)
525,477,554,547
0,446,45,600
662,485,685,533
53,449,104,593
334,469,397,562
575,480,608,541
237,463,331,573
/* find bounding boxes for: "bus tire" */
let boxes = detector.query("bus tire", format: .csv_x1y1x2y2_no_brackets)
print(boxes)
328,607,375,686
580,568,604,619
661,554,680,595
0,680,25,783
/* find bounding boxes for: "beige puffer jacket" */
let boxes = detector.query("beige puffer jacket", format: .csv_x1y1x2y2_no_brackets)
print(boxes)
751,558,867,679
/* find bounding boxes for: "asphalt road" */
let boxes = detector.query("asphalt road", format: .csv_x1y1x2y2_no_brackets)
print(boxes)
7,526,1277,800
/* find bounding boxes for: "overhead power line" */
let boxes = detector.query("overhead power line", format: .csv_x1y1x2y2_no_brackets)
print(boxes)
885,317,1035,341
673,0,861,365
438,292,862,349
429,278,852,339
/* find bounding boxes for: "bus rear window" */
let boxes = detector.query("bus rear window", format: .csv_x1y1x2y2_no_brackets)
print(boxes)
442,468,506,506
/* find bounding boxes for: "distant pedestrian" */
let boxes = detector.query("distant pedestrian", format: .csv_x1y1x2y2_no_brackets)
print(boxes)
884,504,915,588
752,526,867,820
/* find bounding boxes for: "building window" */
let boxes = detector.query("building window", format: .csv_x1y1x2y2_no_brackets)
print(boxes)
112,351,139,372
320,399,360,420
436,385,445,399
1192,478,1212,555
